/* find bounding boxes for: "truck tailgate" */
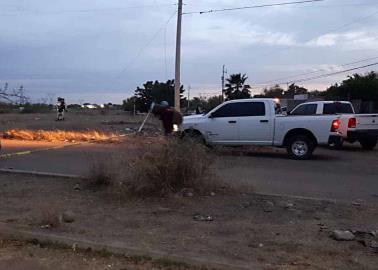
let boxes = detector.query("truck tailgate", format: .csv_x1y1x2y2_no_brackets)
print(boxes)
356,114,378,129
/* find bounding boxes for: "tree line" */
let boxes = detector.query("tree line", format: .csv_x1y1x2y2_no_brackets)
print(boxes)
124,71,378,112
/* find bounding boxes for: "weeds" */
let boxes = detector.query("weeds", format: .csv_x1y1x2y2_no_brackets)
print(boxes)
87,138,215,197
126,138,214,196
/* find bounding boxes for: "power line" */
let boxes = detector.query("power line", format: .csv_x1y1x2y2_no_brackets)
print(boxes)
114,11,177,79
312,9,378,39
183,0,325,15
251,8,378,64
258,56,378,85
283,62,378,85
0,3,178,16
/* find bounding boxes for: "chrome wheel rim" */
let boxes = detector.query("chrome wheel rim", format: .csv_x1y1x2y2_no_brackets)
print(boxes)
292,141,308,157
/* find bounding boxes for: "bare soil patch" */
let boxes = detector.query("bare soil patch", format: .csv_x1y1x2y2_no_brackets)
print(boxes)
0,110,160,134
0,240,200,270
0,174,377,269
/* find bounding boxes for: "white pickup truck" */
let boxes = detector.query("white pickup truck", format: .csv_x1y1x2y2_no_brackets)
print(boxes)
180,99,342,160
290,101,378,150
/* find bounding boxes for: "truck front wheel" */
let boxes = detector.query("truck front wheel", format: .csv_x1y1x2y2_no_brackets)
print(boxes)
286,135,315,160
359,138,377,150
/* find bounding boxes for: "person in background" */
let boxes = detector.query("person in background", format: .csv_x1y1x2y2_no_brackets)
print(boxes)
56,97,67,121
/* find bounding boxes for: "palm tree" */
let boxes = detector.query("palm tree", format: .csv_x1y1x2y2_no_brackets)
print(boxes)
224,73,251,100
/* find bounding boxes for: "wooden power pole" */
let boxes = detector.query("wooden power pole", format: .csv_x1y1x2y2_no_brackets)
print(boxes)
174,0,183,111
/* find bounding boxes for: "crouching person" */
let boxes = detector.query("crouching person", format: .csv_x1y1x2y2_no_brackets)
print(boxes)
153,101,183,136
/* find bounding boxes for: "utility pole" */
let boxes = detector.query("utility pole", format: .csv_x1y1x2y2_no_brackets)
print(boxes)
174,0,183,112
187,85,191,111
221,65,227,101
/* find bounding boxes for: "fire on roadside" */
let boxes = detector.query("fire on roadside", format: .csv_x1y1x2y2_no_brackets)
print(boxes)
3,129,120,143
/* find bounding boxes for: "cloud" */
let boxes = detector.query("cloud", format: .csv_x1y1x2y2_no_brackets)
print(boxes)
307,30,378,50
1,0,378,102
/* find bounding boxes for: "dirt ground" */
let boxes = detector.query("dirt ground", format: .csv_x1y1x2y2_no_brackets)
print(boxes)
0,110,160,134
0,239,199,270
0,174,377,270
1,110,378,269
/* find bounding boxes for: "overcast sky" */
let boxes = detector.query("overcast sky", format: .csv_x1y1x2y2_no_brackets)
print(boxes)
1,0,378,104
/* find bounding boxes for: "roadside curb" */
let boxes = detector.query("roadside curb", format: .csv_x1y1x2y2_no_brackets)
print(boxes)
0,166,340,204
0,223,253,270
0,168,84,180
253,191,338,204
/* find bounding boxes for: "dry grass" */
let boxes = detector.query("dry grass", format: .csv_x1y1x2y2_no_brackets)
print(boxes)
87,137,216,197
126,138,215,196
3,129,120,143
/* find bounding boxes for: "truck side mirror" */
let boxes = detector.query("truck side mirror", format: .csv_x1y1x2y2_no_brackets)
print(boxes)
208,113,214,118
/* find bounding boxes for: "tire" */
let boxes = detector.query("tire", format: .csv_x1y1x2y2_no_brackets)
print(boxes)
183,130,206,145
286,135,315,160
329,139,343,150
359,138,377,150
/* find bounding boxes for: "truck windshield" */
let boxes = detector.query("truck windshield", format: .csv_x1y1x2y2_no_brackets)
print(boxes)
323,103,354,114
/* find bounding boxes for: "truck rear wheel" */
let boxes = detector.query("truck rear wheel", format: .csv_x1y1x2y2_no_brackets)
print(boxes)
286,135,315,160
359,138,377,150
329,139,343,150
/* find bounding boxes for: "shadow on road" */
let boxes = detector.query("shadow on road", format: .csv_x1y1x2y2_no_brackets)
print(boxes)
215,147,340,161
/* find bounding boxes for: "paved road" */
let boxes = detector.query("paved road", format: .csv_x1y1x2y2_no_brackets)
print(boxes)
216,145,378,203
1,139,378,203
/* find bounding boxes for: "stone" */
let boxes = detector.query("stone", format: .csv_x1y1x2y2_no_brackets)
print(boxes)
370,240,378,250
73,184,81,191
332,230,355,241
210,192,216,197
278,201,294,209
181,188,194,197
193,213,213,222
241,202,252,208
62,210,75,223
263,201,274,212
352,199,365,206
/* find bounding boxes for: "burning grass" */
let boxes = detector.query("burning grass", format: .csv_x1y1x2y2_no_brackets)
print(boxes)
3,129,120,143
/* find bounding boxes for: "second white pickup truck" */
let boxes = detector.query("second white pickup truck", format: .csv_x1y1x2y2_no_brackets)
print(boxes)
180,98,341,160
290,101,378,150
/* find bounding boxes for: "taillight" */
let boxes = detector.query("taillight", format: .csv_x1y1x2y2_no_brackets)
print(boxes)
348,118,356,128
331,119,340,132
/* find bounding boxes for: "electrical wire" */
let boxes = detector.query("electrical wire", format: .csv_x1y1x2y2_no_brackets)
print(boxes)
0,3,177,16
183,0,325,15
258,56,378,85
114,11,177,79
282,62,378,85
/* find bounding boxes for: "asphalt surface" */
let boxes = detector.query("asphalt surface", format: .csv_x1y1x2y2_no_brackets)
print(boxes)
1,139,378,203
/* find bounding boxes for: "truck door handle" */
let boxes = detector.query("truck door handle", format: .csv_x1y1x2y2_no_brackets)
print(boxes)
260,120,269,123
228,120,237,124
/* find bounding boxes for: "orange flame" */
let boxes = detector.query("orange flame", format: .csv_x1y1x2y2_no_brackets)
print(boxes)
3,129,120,143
